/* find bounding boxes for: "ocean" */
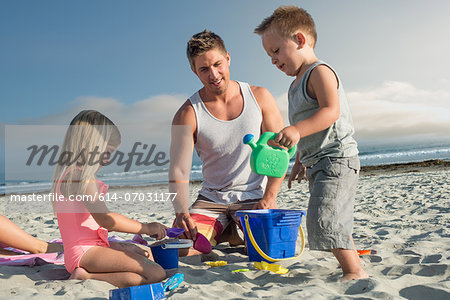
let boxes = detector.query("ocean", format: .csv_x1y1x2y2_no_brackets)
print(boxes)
1,141,450,195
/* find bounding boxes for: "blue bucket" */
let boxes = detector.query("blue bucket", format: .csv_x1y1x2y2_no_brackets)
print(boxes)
150,239,193,270
235,209,306,263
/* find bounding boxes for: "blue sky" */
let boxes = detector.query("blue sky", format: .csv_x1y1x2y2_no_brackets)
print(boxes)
1,0,450,143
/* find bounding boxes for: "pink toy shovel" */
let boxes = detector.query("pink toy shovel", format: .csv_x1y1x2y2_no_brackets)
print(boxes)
193,232,212,254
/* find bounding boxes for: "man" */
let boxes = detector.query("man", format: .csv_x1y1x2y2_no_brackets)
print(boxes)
169,30,285,255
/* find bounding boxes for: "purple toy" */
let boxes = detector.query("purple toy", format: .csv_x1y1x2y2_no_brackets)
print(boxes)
167,227,185,238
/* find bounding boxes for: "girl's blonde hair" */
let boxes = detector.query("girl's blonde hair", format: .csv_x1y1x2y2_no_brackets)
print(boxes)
51,110,121,198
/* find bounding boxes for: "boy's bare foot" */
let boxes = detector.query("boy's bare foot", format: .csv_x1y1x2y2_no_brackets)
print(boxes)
340,270,369,282
69,267,90,280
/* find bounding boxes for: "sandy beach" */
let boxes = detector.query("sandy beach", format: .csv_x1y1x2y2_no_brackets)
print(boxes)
1,161,449,299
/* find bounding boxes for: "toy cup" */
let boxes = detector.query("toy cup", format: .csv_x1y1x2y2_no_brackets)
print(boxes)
150,239,193,270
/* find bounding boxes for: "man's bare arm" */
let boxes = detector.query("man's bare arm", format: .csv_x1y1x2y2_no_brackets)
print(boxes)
169,101,198,239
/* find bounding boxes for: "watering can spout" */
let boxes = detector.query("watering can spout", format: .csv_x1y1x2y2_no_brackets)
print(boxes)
243,134,257,150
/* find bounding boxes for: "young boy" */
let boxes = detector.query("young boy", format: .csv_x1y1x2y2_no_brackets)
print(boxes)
255,6,368,281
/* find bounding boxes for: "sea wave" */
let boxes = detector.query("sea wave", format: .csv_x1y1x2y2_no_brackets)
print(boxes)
359,146,450,166
2,145,449,195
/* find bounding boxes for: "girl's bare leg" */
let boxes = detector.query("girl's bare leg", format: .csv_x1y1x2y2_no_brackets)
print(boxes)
70,245,166,288
108,242,152,259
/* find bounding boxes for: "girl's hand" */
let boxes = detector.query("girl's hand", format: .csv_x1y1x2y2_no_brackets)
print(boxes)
275,126,300,149
143,222,168,240
288,161,307,189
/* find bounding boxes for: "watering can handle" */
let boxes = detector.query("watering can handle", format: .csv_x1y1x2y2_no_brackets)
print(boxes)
259,132,297,159
243,214,305,262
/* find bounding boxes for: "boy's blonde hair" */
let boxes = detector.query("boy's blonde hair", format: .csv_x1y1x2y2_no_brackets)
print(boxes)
52,110,121,198
254,6,317,48
186,30,227,69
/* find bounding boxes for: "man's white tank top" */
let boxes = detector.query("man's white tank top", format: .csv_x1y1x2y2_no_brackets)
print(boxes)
189,81,267,204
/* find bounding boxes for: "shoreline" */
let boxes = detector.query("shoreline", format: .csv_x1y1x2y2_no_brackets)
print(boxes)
360,159,450,176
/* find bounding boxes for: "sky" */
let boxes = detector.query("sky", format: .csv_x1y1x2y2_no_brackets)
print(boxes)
1,0,450,147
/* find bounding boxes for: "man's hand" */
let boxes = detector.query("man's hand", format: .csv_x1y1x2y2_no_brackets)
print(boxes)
275,126,300,149
173,213,198,241
253,198,278,210
288,161,307,189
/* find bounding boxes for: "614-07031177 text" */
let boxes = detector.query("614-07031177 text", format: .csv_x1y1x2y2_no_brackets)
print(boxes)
99,192,177,202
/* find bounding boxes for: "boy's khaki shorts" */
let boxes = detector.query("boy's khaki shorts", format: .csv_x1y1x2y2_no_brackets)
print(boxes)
305,156,360,251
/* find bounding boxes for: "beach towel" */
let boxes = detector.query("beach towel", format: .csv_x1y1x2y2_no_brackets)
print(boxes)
0,235,148,267
0,252,64,267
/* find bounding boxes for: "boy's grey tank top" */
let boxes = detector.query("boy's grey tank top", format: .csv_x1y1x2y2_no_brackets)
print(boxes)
289,61,358,167
189,81,266,204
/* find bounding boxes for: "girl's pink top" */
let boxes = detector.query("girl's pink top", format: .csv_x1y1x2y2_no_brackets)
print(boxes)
55,171,110,262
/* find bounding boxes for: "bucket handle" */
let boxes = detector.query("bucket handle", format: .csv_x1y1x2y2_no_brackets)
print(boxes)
243,214,305,262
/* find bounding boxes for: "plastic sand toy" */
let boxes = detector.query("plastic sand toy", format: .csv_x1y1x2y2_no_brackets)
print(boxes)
357,250,376,256
163,273,184,292
193,232,212,254
166,228,185,238
243,132,296,178
236,209,306,262
254,261,288,274
205,261,227,267
109,273,184,300
150,239,193,270
232,268,250,273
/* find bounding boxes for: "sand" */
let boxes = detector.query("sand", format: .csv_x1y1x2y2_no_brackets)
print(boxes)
0,162,449,299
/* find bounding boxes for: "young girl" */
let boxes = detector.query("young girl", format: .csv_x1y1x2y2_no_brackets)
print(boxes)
52,110,167,288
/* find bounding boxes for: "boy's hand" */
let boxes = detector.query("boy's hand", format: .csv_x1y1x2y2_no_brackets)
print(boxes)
288,161,307,189
144,222,168,240
275,126,300,149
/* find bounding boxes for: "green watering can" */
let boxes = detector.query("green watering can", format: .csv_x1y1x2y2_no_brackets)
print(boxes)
243,132,297,178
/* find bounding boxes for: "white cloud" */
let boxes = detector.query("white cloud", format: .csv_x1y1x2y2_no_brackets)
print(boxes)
25,80,450,142
438,78,450,86
347,81,450,138
128,94,187,126
28,94,188,127
274,81,450,140
20,94,189,148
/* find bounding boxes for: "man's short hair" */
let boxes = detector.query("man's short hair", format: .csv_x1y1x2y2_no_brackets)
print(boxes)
186,30,228,69
254,6,317,48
